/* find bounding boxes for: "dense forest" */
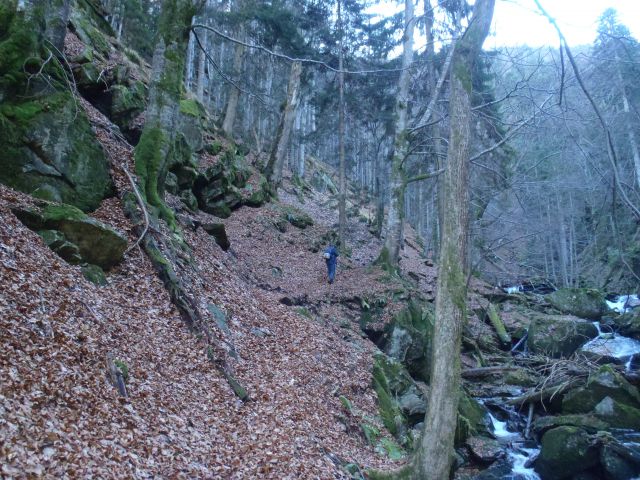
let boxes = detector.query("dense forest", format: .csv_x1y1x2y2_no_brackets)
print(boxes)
2,0,640,478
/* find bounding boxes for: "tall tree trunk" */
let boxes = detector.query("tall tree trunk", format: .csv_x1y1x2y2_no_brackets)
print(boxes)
222,27,245,136
381,0,415,266
196,25,207,101
614,52,640,189
338,0,347,246
264,61,302,190
414,0,494,478
134,0,200,227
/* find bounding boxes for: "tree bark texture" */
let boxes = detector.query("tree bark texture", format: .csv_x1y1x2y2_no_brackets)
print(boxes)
264,60,302,190
382,0,414,267
414,1,494,478
338,0,346,246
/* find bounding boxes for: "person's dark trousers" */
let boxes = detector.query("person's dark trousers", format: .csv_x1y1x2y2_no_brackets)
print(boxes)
327,258,337,283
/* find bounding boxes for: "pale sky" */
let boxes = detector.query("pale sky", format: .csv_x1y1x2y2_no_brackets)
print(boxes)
369,0,640,48
489,0,640,48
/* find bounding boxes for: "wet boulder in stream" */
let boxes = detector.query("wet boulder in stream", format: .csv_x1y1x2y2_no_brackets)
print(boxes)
562,365,640,415
534,426,600,480
547,288,608,319
527,313,598,358
609,310,640,339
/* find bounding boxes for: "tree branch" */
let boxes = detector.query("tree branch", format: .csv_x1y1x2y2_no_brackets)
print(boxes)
534,0,640,220
192,24,418,75
404,168,445,185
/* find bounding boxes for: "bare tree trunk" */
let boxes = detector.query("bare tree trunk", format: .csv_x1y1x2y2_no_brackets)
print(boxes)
338,0,347,246
381,0,415,266
415,1,494,478
196,26,207,101
264,61,302,190
615,52,640,189
222,27,245,136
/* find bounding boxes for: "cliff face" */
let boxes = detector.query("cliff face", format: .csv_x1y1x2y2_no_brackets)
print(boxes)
0,3,412,476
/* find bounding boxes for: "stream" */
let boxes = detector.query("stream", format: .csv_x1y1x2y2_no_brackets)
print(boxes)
489,414,540,480
581,321,640,371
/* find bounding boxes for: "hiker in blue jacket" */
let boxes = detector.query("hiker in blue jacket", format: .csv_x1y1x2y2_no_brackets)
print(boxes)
323,245,339,284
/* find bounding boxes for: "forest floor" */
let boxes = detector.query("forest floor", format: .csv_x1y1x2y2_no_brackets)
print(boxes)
0,96,466,478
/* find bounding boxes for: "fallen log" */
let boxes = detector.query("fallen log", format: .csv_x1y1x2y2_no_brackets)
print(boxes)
507,378,583,407
462,365,516,378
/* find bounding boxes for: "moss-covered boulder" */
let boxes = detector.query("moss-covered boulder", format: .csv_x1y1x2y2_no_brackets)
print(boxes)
81,263,108,286
177,98,207,152
532,414,610,439
242,174,271,208
69,1,115,58
38,229,82,264
13,204,127,269
110,82,146,131
534,426,599,480
0,93,114,211
456,391,490,446
594,396,640,429
527,313,598,358
280,205,313,229
372,353,416,442
547,288,607,319
600,443,640,480
179,190,198,212
610,310,640,339
193,150,252,217
382,301,434,382
562,365,640,414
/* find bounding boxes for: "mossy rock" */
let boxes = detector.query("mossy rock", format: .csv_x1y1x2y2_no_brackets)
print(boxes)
193,153,253,217
205,141,223,155
534,426,599,480
37,229,82,264
242,175,270,208
168,133,194,170
594,396,640,429
172,165,198,190
374,437,406,460
456,391,490,446
310,170,337,194
69,5,113,57
504,368,538,387
547,288,607,320
600,444,640,480
165,171,179,194
280,205,313,229
610,311,640,339
532,414,610,439
372,353,412,442
382,301,434,382
179,190,198,212
562,365,640,414
0,93,114,211
110,82,146,130
177,99,206,152
527,313,598,358
81,263,108,286
14,204,127,269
